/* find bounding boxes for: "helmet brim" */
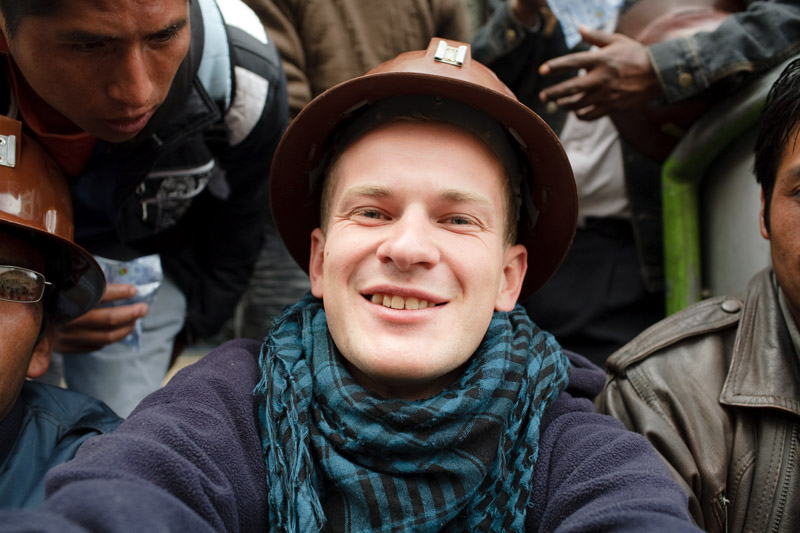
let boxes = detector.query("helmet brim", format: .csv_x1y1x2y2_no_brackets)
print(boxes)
2,220,104,322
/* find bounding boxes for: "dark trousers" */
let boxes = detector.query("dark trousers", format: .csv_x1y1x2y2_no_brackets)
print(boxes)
524,218,664,368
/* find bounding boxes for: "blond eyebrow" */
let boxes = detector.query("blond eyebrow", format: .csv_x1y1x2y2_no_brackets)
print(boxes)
341,184,392,199
439,188,494,208
342,185,492,206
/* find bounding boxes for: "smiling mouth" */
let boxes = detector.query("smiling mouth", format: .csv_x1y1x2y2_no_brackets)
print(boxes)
367,293,443,310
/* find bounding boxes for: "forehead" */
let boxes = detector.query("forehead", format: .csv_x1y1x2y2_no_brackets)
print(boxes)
776,126,800,184
19,0,188,30
333,120,508,195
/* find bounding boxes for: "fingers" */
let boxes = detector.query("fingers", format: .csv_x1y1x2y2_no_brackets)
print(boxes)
101,283,139,303
539,27,620,76
574,104,607,121
548,90,608,120
539,49,596,77
540,80,587,104
55,322,138,353
578,25,617,47
540,68,605,104
66,302,149,329
54,302,150,353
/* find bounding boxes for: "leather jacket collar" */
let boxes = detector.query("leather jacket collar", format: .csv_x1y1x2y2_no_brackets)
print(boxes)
721,269,800,417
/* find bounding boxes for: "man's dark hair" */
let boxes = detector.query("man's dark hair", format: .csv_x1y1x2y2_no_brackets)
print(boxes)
753,58,800,233
0,0,55,39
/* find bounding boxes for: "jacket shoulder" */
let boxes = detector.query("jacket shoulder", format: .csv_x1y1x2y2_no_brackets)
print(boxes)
20,382,122,436
607,295,743,373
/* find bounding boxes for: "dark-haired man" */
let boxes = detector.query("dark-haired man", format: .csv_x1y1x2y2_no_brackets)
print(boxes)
0,0,288,416
598,57,800,532
0,116,120,509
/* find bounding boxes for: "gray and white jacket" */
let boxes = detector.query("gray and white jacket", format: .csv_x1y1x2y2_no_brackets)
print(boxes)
1,0,289,338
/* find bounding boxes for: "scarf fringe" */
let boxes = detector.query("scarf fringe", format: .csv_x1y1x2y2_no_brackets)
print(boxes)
257,319,326,532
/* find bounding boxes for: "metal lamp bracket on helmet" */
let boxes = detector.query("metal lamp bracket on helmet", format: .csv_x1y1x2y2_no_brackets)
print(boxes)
0,134,16,168
433,41,467,67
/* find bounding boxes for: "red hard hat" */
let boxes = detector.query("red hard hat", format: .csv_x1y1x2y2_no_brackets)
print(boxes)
270,38,577,300
0,116,104,321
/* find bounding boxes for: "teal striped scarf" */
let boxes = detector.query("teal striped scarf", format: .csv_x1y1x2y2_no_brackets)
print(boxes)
254,293,570,532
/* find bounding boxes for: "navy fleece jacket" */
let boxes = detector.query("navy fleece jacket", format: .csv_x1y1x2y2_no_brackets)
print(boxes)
0,340,700,531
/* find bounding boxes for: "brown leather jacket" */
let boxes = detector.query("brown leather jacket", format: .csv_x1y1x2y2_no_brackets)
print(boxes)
597,268,800,532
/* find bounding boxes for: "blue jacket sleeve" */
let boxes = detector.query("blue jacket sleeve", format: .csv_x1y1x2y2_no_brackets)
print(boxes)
0,339,268,532
647,1,800,103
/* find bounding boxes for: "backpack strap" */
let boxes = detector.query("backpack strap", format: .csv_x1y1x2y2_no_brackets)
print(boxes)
196,0,232,110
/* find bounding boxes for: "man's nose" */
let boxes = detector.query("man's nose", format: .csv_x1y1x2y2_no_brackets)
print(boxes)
105,46,154,109
376,212,440,270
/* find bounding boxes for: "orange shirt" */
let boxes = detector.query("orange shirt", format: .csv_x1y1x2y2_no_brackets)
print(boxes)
1,36,97,177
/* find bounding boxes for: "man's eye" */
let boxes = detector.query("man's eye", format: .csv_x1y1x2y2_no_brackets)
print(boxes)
71,42,105,53
152,28,179,43
445,215,474,225
358,209,383,220
354,209,386,220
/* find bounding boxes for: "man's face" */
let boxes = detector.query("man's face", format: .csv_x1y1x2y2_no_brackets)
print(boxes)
0,229,50,420
762,125,800,328
309,121,527,400
2,0,191,142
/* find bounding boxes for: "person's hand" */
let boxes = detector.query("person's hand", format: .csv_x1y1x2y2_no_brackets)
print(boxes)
510,0,549,28
538,26,661,119
54,283,149,353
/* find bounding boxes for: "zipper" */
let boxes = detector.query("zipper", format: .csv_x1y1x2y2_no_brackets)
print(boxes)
770,423,799,533
717,493,730,533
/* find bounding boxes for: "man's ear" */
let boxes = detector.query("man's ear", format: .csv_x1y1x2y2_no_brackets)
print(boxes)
26,325,54,379
0,12,8,47
309,228,326,299
495,244,528,311
760,188,770,240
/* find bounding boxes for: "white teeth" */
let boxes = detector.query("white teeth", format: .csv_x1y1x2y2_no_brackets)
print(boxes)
370,293,434,310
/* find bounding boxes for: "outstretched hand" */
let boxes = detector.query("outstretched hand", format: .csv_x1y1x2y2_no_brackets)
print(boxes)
538,26,661,120
54,283,149,353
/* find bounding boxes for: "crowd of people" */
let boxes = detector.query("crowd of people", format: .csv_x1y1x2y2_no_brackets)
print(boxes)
0,0,799,531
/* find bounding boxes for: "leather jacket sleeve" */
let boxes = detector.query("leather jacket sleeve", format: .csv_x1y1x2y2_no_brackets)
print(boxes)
596,296,743,531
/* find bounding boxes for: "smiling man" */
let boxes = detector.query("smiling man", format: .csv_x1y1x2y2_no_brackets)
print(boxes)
0,0,288,416
307,120,527,400
0,40,701,531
